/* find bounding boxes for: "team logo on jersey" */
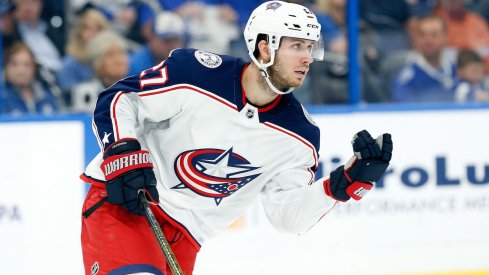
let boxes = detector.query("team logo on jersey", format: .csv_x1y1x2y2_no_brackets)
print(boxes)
266,2,282,10
194,50,222,68
173,148,261,205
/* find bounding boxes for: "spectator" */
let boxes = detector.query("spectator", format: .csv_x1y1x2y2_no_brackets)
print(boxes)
216,0,266,29
434,0,489,51
158,0,235,24
56,8,109,107
74,0,159,44
40,0,66,54
434,0,489,74
1,42,58,115
13,0,63,72
454,49,489,102
1,2,19,52
208,0,268,58
392,15,457,103
313,0,346,54
360,0,435,54
158,0,264,29
185,3,239,54
157,0,241,54
308,0,348,104
71,30,129,113
309,0,386,104
128,11,185,76
470,0,489,23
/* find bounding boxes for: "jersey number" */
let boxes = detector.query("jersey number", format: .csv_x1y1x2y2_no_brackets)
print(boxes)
139,61,168,89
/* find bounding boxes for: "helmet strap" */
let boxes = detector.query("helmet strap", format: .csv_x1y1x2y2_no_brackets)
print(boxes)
249,47,294,95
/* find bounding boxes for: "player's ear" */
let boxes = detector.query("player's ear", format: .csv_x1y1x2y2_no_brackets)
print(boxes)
257,39,271,63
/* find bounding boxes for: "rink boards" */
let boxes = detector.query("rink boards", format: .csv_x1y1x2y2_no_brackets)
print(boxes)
0,107,488,275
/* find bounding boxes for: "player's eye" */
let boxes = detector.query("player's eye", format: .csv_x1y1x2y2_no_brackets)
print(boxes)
292,43,302,50
307,44,314,54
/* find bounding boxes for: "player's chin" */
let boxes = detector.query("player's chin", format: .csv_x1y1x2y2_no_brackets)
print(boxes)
290,77,305,87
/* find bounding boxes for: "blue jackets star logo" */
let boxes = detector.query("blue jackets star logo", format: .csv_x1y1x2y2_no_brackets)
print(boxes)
173,148,261,205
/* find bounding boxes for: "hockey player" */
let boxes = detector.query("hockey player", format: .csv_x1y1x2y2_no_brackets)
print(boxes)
80,1,393,274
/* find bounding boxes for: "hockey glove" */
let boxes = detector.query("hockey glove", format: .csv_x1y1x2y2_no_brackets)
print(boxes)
100,138,159,215
325,130,392,201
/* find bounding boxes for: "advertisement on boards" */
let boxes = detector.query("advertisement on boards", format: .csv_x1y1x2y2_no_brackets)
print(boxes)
0,121,85,275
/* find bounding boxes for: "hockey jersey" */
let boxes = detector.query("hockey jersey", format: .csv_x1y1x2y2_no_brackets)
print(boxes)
81,48,336,248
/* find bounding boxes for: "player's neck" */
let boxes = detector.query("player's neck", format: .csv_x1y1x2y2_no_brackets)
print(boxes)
242,63,279,106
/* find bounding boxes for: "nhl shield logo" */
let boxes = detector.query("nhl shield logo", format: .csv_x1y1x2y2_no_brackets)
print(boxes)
194,50,222,68
246,108,255,119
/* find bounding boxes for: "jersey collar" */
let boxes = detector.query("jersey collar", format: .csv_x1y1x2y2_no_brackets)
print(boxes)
237,63,290,120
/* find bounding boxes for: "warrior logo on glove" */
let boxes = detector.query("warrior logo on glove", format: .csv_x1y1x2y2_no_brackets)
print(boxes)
102,151,152,180
100,138,160,215
324,130,393,202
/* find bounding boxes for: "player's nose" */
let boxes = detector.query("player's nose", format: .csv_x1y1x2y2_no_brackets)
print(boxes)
302,54,313,64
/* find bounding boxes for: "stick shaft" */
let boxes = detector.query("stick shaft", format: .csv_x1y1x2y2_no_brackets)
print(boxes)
139,191,184,275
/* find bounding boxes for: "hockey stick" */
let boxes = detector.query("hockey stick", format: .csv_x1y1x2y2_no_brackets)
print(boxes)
138,190,184,275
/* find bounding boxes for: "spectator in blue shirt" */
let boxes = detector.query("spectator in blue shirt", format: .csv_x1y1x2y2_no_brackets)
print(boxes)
1,42,58,115
453,49,489,102
312,0,346,54
392,15,457,103
156,0,255,27
74,0,159,44
56,8,109,107
13,0,63,72
207,0,266,28
128,11,185,76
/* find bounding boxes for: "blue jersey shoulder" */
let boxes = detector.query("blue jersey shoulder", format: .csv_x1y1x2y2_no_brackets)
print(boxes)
268,94,320,155
162,48,247,102
103,48,246,96
97,48,246,110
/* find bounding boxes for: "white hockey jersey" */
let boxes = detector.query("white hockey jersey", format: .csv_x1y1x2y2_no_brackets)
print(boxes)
81,49,337,248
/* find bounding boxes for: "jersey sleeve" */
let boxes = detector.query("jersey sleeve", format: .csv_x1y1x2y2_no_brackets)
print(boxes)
92,49,191,151
259,131,336,234
259,99,334,234
260,169,337,234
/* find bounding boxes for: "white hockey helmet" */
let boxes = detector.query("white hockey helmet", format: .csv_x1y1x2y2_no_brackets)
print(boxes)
243,1,323,94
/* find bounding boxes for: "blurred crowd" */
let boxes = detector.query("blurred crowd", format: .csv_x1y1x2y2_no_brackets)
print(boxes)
1,0,489,116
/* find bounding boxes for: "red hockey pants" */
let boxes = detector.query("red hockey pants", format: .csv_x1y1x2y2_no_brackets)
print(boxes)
81,185,199,275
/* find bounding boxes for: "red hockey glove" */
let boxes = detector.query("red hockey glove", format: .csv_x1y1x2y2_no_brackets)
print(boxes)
100,138,159,215
324,130,393,201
